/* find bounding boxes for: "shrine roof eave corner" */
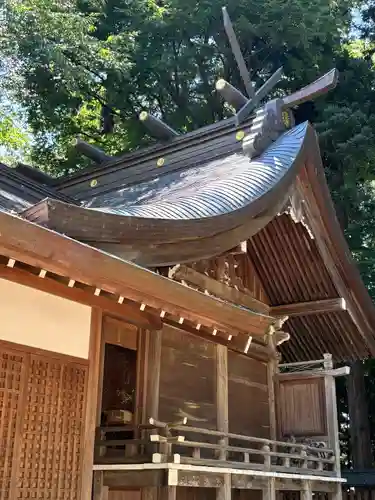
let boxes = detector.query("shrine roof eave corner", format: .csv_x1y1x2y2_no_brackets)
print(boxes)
0,208,276,348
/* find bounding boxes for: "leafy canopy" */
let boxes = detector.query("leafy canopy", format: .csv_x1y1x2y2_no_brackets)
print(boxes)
2,0,354,173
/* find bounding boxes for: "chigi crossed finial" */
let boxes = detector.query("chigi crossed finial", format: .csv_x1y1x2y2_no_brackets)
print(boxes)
220,7,284,125
75,5,339,159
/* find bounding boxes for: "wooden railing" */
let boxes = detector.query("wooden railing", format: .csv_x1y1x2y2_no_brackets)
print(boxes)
95,423,158,463
94,418,336,476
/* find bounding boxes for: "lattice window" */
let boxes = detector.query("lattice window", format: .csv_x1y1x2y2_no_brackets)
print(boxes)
0,344,88,500
0,349,25,500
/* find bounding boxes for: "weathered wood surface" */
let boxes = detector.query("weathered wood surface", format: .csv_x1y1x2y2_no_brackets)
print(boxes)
0,341,88,500
0,211,275,339
22,123,309,266
103,316,138,350
277,376,327,438
159,326,216,429
270,298,346,318
228,351,269,439
169,264,270,315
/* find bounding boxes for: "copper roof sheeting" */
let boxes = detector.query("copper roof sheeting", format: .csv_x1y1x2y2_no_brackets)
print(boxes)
21,123,309,266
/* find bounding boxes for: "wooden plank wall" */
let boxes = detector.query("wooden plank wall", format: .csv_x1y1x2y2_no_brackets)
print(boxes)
109,490,142,500
228,351,269,438
159,326,216,428
277,377,327,437
0,341,88,500
159,325,270,439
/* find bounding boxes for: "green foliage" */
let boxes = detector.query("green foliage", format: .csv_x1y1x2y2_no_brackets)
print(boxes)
2,0,355,171
0,107,30,165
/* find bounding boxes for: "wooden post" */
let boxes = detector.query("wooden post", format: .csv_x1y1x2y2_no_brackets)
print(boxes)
216,344,231,500
301,480,312,500
81,308,103,500
323,354,341,478
263,477,276,500
146,330,162,420
93,471,108,500
324,353,343,500
267,335,278,444
142,330,162,500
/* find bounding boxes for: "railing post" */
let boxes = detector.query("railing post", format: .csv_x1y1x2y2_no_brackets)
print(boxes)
323,353,342,481
300,449,308,469
262,444,271,470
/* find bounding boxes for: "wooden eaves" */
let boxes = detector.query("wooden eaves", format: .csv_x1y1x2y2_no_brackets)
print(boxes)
0,209,275,361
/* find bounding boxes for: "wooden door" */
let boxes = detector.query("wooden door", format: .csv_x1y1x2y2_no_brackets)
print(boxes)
277,375,327,438
0,342,88,500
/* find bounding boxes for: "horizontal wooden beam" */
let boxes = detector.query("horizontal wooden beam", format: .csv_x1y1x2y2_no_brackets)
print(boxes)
169,264,270,316
226,241,247,255
103,470,164,488
270,298,346,317
0,211,272,338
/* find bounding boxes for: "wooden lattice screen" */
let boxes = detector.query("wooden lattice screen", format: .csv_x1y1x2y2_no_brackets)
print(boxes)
0,343,88,500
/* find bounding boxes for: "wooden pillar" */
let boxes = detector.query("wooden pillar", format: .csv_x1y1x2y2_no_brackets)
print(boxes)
142,330,162,500
267,336,278,443
216,344,231,500
301,481,312,500
323,354,342,489
93,471,109,500
81,308,103,500
262,477,276,500
145,330,162,421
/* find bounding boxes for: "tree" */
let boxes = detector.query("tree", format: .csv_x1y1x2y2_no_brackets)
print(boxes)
0,104,30,165
2,0,355,172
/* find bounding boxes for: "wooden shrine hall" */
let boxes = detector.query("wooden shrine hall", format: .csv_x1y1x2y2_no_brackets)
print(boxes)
0,9,375,500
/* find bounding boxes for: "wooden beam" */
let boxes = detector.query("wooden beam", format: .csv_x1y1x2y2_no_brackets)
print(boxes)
0,210,272,338
263,477,276,500
81,308,103,500
169,264,270,316
216,344,230,500
226,241,247,255
301,480,313,500
177,471,225,487
93,471,106,500
270,298,346,317
0,264,161,330
267,336,278,443
145,330,162,421
323,354,342,480
103,470,164,488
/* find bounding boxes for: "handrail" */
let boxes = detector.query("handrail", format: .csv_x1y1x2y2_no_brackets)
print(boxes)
148,418,334,455
147,418,336,475
93,419,337,476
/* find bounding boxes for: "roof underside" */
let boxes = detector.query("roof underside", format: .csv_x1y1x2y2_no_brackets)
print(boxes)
249,214,373,362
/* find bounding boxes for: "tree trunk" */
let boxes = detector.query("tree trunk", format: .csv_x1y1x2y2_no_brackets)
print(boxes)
347,360,373,468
